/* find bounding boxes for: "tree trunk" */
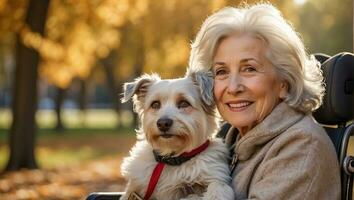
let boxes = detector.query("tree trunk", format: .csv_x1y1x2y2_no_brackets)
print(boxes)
101,48,121,128
55,86,65,132
132,30,145,128
78,79,87,126
78,79,87,111
5,0,50,171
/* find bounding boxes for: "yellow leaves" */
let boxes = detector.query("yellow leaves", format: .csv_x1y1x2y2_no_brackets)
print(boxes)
2,0,244,88
0,0,6,12
163,0,177,12
21,25,65,60
40,62,73,88
163,35,190,68
145,49,160,73
0,0,27,34
18,7,74,87
138,0,233,78
96,30,121,58
5,0,309,89
2,0,133,89
21,26,42,49
34,0,140,88
66,24,95,78
96,0,130,27
210,0,227,12
145,35,189,78
116,56,135,80
0,168,89,199
129,0,149,24
39,39,65,61
36,21,95,88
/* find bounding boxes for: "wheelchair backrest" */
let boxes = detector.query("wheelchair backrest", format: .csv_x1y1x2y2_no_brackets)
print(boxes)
313,52,354,200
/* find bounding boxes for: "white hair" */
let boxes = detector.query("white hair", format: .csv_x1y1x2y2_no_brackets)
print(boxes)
189,3,324,113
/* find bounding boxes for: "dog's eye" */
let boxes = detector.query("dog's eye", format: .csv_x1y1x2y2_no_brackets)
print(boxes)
177,100,191,109
151,101,161,109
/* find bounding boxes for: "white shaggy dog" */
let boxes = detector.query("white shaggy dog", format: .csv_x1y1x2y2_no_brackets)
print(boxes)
120,70,234,200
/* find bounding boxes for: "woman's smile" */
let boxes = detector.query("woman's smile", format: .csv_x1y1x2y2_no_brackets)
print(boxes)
225,100,254,112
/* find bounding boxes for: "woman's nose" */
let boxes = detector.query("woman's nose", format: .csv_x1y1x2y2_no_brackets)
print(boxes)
226,74,244,94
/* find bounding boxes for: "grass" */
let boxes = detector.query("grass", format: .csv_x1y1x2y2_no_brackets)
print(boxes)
0,127,137,170
1,127,352,169
0,126,134,136
0,108,138,170
0,108,134,129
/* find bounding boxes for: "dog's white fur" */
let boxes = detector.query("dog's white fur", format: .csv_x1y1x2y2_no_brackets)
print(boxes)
120,71,234,200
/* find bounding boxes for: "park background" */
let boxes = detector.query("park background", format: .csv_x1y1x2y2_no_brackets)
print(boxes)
0,0,353,199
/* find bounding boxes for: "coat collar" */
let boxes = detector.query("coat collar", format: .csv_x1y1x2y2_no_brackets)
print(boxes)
225,102,304,161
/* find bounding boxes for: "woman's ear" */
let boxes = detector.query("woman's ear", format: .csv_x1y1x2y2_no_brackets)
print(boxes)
279,81,289,100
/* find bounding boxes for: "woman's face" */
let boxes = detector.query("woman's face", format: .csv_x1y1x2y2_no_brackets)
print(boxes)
212,34,287,136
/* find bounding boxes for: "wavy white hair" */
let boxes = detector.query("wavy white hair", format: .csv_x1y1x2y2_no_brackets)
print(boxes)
189,3,324,113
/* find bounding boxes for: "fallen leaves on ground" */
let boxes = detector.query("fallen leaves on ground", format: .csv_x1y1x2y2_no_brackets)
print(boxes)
0,158,127,200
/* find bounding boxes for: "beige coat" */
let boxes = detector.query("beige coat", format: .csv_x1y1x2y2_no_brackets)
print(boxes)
225,102,340,200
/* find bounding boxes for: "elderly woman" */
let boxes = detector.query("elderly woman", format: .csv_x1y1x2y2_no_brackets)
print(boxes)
189,3,340,200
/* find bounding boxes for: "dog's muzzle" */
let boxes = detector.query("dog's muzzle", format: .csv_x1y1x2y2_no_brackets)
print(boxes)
157,118,173,132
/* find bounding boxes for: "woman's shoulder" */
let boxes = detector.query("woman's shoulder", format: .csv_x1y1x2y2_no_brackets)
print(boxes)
284,114,327,140
274,114,335,154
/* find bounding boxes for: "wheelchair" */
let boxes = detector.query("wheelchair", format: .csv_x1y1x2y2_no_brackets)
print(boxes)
86,52,354,200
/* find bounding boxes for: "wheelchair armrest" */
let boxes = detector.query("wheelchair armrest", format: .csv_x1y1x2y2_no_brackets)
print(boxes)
86,192,124,200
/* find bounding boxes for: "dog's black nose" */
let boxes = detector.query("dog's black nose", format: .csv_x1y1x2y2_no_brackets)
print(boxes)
157,118,173,132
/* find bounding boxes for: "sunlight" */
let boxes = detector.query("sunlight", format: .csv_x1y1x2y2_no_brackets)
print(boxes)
293,0,307,6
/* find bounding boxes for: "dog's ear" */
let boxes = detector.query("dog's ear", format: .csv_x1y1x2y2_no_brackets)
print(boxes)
186,69,214,106
121,74,160,103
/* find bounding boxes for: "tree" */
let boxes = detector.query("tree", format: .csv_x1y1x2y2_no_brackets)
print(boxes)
38,0,143,129
6,0,50,171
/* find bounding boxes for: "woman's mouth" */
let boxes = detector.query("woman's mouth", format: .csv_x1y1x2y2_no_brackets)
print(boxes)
226,101,253,111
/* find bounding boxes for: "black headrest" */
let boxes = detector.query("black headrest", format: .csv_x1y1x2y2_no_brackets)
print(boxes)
313,53,330,64
313,52,354,125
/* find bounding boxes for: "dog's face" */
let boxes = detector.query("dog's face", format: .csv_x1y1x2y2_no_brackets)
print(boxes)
122,71,218,156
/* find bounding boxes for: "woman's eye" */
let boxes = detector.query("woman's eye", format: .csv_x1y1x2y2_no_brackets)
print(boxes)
215,69,227,76
213,67,229,79
241,66,256,73
177,100,191,109
151,101,161,109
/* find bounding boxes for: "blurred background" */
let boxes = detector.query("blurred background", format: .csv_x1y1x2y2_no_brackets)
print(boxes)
0,0,352,199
